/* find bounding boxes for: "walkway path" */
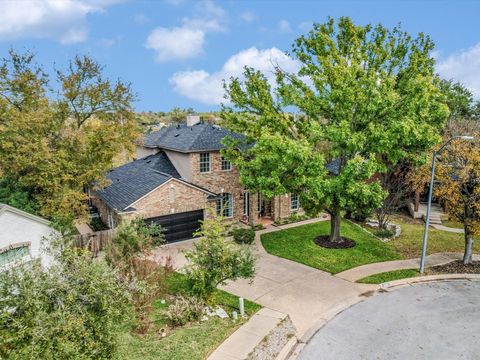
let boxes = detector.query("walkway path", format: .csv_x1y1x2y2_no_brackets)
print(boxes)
336,252,480,282
208,307,288,360
414,203,465,233
219,217,376,337
152,217,377,339
430,223,464,233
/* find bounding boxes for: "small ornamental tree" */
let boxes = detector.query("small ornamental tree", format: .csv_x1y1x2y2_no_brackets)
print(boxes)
434,126,480,264
222,17,448,244
0,237,132,359
184,212,255,303
106,218,166,334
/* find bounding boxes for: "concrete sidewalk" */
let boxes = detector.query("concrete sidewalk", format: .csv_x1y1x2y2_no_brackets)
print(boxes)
335,252,480,282
207,307,288,360
430,223,465,233
152,216,376,359
219,217,376,337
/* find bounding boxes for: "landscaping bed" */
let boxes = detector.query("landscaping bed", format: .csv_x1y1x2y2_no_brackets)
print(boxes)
429,260,480,275
116,273,261,360
261,220,400,274
357,261,480,284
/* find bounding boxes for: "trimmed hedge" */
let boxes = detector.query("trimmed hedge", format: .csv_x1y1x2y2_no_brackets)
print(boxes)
232,228,255,245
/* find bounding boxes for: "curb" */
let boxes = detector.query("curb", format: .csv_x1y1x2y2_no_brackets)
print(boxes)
380,273,480,289
286,275,480,359
285,293,376,360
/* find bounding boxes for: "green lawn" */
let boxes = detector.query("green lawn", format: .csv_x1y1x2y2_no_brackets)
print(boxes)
261,220,401,274
357,269,420,284
441,220,464,229
388,215,471,259
116,273,261,360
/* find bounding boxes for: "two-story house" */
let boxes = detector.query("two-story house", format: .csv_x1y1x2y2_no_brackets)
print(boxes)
91,115,302,242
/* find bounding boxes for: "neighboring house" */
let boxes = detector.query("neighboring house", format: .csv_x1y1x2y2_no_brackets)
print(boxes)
91,115,303,242
0,204,54,270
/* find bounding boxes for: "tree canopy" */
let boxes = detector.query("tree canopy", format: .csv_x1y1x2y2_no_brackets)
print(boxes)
222,17,449,243
431,120,479,264
0,50,138,220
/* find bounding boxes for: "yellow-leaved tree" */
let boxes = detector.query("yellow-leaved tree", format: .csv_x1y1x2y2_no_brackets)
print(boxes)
434,122,480,264
0,50,138,221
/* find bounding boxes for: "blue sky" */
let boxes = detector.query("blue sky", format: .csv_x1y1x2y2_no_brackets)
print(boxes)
1,0,479,111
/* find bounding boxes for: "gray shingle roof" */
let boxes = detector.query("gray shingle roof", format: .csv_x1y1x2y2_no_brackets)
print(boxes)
326,158,340,175
95,152,180,211
143,122,245,152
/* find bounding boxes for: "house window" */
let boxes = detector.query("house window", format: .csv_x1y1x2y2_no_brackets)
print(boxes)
290,193,299,210
0,244,30,267
243,189,250,216
199,153,210,173
216,192,233,218
221,156,232,171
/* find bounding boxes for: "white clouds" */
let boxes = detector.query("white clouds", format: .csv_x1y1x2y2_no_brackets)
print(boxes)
169,47,300,105
145,0,227,62
0,0,120,44
145,27,205,62
436,43,480,98
240,11,257,23
278,20,292,33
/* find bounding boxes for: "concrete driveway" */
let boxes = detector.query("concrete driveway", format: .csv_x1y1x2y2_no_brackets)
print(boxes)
220,251,375,337
151,219,377,338
298,280,480,360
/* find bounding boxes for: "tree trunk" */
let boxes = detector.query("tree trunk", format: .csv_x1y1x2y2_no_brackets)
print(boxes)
414,191,420,212
329,214,343,243
463,227,474,265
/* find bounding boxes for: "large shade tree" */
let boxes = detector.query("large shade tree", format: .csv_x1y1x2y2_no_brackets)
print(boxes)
0,50,138,220
222,17,449,244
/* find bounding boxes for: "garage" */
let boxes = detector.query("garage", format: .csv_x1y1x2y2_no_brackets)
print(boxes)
146,209,204,243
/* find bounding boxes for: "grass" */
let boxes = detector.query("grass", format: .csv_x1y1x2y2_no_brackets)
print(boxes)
388,215,471,259
357,269,420,284
116,273,261,360
261,220,401,274
441,220,464,229
260,214,478,275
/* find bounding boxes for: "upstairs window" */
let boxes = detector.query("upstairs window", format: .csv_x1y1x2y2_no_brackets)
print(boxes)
199,153,210,173
290,193,299,210
216,192,233,218
221,156,232,171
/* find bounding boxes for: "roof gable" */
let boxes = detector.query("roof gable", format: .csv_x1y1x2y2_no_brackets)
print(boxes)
95,152,180,211
0,204,51,226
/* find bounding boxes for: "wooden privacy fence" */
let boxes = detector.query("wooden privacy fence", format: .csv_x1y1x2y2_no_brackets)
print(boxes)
75,229,116,257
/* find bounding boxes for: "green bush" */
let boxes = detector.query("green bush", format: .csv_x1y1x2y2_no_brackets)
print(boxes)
90,216,109,231
0,238,132,359
164,296,205,327
275,213,310,225
232,228,255,245
373,228,395,239
110,218,165,259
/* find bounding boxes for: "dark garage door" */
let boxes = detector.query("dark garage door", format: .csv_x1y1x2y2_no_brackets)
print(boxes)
146,209,204,243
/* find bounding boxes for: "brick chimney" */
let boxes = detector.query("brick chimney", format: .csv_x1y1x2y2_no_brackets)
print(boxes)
186,114,200,127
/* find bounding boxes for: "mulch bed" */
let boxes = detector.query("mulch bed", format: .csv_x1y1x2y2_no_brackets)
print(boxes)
314,235,356,249
430,260,480,274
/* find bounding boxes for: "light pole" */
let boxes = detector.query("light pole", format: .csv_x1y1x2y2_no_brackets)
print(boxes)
419,135,474,273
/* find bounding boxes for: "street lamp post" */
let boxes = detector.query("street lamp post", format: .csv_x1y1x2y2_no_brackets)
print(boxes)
419,135,474,273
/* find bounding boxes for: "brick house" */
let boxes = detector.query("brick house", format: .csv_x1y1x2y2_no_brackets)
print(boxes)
91,115,302,241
